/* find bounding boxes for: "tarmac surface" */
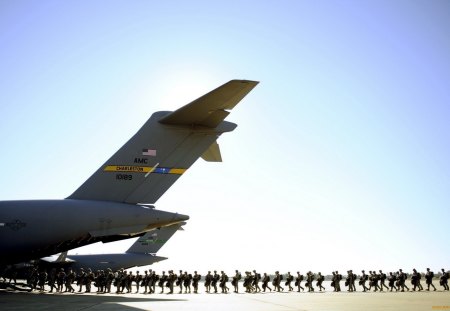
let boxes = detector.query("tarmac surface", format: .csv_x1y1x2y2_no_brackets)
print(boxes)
1,281,449,311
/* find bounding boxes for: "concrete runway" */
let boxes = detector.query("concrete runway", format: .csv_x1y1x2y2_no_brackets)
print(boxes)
1,282,449,311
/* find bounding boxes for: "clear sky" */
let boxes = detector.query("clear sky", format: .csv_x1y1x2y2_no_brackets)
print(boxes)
1,0,449,275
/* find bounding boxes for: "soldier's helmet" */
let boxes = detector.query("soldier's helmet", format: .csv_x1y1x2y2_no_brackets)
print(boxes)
362,270,365,272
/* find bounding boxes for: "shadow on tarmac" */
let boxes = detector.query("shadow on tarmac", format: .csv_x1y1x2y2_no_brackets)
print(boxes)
0,289,187,311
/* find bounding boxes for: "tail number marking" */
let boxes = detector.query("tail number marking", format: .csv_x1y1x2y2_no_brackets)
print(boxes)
116,174,133,181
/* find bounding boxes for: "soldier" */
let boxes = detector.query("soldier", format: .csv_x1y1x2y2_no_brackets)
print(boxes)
6,266,17,285
124,271,132,293
379,270,388,291
65,269,76,293
272,271,282,292
150,271,158,294
232,270,241,293
335,271,342,292
105,268,114,293
74,268,83,293
212,270,220,293
359,270,369,292
440,268,449,291
204,271,212,293
388,272,398,292
425,268,436,291
398,269,409,292
27,266,38,290
158,271,167,293
115,269,125,294
119,270,127,294
305,271,315,292
243,271,253,293
262,272,272,292
168,270,176,294
369,271,380,292
142,270,149,293
316,272,324,291
192,271,201,294
48,268,57,293
184,271,192,293
411,268,422,291
295,271,304,292
38,270,47,292
95,270,104,293
345,271,352,292
253,270,261,293
85,268,94,293
349,270,356,292
134,271,142,293
219,271,229,293
177,270,184,294
285,272,294,291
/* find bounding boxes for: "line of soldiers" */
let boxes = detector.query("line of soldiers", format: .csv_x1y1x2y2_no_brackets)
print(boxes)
347,268,448,292
6,267,450,294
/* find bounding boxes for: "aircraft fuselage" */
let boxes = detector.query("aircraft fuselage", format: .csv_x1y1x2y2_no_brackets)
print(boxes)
0,200,187,265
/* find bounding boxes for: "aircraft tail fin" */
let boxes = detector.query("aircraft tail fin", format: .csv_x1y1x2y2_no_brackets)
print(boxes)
126,222,184,254
67,79,258,204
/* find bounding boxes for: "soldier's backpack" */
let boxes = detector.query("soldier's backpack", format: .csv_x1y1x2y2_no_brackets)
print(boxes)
225,275,229,282
237,273,242,281
280,275,283,281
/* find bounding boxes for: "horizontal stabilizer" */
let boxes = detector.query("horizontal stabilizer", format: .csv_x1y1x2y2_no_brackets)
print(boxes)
126,222,184,254
159,80,259,128
201,141,222,162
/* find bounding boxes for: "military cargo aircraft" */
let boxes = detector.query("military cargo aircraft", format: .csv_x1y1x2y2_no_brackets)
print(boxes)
40,222,185,271
0,79,258,266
